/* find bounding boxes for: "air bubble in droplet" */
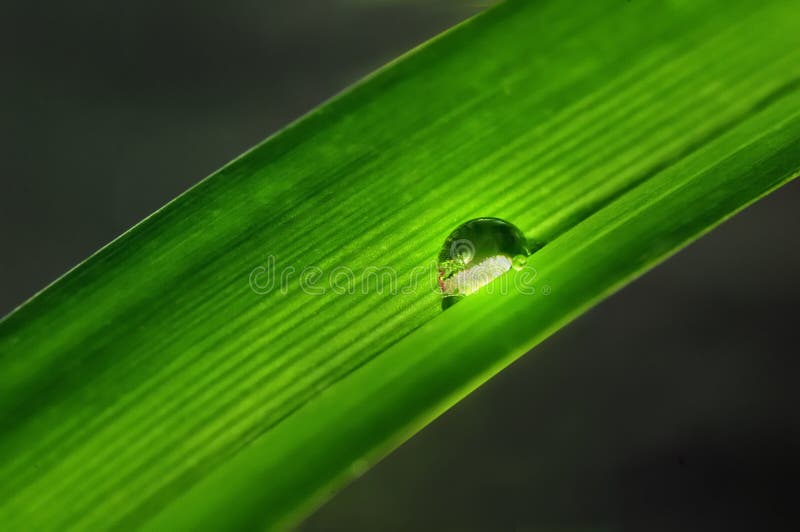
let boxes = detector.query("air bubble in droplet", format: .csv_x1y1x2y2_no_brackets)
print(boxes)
437,217,531,307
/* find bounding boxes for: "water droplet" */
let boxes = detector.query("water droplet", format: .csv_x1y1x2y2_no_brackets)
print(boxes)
437,217,530,308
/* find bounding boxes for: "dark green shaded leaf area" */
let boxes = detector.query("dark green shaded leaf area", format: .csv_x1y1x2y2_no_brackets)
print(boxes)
2,0,799,529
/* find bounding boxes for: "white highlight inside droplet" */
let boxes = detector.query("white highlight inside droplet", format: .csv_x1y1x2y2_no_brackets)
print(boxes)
440,255,513,296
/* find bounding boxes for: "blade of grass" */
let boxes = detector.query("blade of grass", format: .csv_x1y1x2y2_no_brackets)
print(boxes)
1,0,799,529
146,84,800,530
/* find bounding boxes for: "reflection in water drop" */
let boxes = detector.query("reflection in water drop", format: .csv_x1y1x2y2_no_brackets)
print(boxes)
437,217,532,309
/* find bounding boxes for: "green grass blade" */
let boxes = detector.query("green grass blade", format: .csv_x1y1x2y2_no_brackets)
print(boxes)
2,0,800,530
147,84,800,531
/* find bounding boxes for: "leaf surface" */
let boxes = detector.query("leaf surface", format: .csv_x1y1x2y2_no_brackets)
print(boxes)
1,0,799,529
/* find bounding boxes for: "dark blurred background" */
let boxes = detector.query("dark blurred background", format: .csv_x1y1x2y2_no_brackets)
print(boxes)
1,2,798,531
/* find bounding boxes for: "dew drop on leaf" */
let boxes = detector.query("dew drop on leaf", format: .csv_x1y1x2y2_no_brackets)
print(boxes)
437,217,531,308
